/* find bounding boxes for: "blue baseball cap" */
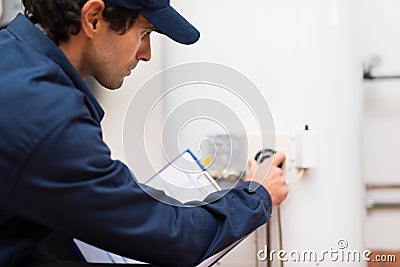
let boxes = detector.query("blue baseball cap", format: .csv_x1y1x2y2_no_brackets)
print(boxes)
104,0,200,45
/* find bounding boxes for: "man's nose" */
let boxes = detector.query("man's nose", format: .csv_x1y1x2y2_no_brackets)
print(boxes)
137,36,151,62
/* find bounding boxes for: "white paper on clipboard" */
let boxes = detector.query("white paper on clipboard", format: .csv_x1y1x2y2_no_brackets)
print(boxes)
73,149,247,266
195,237,246,267
73,239,148,264
142,149,221,203
74,237,243,267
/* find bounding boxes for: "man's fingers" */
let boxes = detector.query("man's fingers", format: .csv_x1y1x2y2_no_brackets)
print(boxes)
247,159,257,173
273,151,286,167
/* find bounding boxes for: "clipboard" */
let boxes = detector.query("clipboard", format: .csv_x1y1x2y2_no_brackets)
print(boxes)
142,149,221,203
74,149,248,266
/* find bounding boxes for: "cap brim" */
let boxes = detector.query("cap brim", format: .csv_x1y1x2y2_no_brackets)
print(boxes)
141,6,200,45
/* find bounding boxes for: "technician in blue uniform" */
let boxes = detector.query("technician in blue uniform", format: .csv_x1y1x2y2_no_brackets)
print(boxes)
0,0,288,266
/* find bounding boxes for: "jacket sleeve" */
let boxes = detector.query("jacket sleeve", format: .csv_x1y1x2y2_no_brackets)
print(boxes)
7,113,272,267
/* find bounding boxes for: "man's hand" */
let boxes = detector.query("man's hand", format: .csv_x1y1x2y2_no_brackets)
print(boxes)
244,151,288,205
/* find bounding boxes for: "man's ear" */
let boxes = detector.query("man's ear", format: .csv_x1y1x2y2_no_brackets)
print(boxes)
80,0,106,38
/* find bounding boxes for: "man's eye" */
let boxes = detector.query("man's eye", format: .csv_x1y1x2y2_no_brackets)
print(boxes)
141,31,151,39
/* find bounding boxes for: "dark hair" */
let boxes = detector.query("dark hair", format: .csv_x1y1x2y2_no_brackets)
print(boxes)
22,0,140,44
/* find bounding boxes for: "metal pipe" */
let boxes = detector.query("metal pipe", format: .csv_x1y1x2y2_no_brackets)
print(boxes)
366,199,400,209
364,72,400,80
365,183,400,190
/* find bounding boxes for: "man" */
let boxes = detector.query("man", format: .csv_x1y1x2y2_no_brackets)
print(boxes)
0,0,288,266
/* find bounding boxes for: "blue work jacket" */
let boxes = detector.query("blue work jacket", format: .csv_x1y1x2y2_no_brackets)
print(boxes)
0,14,272,267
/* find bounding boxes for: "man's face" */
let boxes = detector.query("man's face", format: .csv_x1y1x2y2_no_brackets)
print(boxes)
90,14,154,89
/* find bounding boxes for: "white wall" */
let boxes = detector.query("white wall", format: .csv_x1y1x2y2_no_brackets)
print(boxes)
358,0,400,250
0,0,21,27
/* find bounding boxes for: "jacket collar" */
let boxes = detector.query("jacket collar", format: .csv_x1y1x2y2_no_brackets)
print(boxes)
7,14,105,122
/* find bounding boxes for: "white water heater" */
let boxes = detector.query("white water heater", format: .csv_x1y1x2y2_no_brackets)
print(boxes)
162,0,364,266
